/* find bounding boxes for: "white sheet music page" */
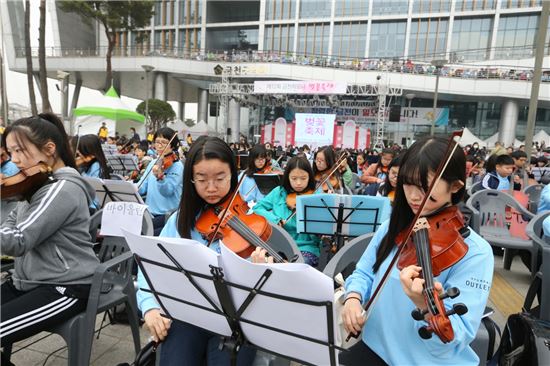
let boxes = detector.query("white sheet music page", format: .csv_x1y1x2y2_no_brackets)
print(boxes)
219,243,339,366
122,231,232,337
100,202,147,237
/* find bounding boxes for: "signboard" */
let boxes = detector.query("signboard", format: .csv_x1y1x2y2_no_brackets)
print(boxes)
294,113,336,148
273,118,287,147
253,81,347,95
358,127,368,150
342,120,356,149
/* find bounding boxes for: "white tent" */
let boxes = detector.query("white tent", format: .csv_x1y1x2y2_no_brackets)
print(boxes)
534,130,550,146
183,120,219,139
483,133,524,148
460,128,486,147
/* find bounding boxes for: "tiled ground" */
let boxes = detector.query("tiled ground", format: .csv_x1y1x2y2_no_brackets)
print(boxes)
6,255,533,366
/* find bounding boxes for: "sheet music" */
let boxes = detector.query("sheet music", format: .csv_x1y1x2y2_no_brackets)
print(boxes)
100,202,147,237
122,231,232,336
219,244,339,366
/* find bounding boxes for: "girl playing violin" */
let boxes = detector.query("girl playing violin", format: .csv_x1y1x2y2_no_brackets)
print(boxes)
0,114,100,365
376,155,402,203
360,148,396,185
239,144,271,204
137,136,256,365
340,137,493,366
75,134,111,179
137,127,183,235
313,146,342,193
252,156,322,267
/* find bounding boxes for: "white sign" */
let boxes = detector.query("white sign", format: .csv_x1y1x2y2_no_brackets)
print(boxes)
358,127,368,150
273,118,287,147
342,120,356,149
253,81,347,95
294,113,335,148
100,201,147,237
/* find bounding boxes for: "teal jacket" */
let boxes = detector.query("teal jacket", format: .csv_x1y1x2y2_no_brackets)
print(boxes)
252,186,321,256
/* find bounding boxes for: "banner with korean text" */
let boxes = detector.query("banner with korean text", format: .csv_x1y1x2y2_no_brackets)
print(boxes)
294,113,336,149
253,81,347,95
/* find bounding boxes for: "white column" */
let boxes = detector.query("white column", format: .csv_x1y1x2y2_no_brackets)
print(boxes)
153,72,167,101
197,88,209,123
489,0,502,60
498,99,519,147
328,0,336,57
403,0,414,58
364,0,373,58
229,98,241,142
178,101,185,120
446,0,456,60
258,0,266,51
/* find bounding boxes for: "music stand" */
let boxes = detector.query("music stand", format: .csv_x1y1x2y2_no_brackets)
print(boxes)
237,154,249,170
102,144,118,156
84,177,144,209
253,174,281,195
124,232,342,366
295,194,391,269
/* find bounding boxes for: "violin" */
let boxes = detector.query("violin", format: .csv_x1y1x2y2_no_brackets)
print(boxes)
137,133,179,188
285,189,315,210
195,190,286,263
75,155,95,168
396,206,469,342
315,172,340,192
1,162,52,201
346,130,469,344
257,160,273,174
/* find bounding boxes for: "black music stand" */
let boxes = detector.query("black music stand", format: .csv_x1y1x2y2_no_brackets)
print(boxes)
84,177,143,209
126,232,342,366
295,194,391,270
253,174,281,195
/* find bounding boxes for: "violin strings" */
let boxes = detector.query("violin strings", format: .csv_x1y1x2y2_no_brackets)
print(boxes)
228,216,284,262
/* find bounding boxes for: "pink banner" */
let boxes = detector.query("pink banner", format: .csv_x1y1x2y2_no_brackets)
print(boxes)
253,81,347,95
358,127,368,150
342,120,356,149
286,122,295,146
333,125,343,148
263,123,273,144
273,118,287,147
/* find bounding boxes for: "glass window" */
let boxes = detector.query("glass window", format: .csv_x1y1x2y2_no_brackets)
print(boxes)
207,28,259,51
450,17,492,61
455,0,496,11
369,21,407,58
495,15,539,59
154,1,162,24
332,22,367,59
374,0,408,15
409,18,448,60
412,0,451,13
335,0,369,17
297,23,329,55
299,0,331,19
207,1,259,22
264,24,295,53
266,0,295,20
179,0,202,24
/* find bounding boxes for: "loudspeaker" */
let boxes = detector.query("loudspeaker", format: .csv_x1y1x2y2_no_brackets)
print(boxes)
389,105,401,122
226,128,232,136
274,106,285,119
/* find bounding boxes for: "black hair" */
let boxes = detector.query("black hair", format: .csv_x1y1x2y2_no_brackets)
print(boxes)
313,145,336,176
76,134,111,179
495,154,514,166
373,136,466,272
510,150,527,160
380,148,396,157
281,156,315,193
4,113,76,169
378,154,403,197
154,127,179,151
245,144,268,177
136,140,149,152
177,136,238,239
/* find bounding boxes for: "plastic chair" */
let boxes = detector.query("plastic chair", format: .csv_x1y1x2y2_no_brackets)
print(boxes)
322,233,374,280
466,190,537,277
467,181,483,197
48,211,153,365
267,222,304,263
110,173,125,180
350,173,365,195
525,211,550,320
524,184,544,214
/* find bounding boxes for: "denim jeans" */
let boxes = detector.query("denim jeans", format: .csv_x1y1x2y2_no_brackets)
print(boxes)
159,320,257,366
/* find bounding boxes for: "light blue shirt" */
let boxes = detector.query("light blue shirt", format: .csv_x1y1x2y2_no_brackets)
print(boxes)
543,216,550,237
1,160,19,177
538,184,550,214
345,220,494,366
82,161,101,178
238,171,265,203
138,158,184,216
136,212,220,315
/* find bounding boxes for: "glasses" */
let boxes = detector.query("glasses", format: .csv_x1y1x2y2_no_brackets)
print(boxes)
191,175,231,188
155,139,170,146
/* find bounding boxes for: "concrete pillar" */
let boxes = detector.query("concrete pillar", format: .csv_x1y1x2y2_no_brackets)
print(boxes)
228,98,240,143
178,102,185,120
197,89,209,123
153,72,167,101
498,99,519,147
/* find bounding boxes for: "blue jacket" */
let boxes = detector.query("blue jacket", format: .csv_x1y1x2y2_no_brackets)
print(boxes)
1,160,19,177
138,158,184,215
345,220,494,366
82,161,101,178
238,171,265,204
252,186,321,256
538,184,550,214
136,212,221,315
543,216,550,237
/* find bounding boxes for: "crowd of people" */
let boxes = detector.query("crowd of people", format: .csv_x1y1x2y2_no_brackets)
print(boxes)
0,114,548,366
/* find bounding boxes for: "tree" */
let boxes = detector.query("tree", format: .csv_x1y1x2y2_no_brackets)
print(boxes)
136,99,176,132
59,1,154,90
38,0,51,112
184,118,195,127
24,0,37,115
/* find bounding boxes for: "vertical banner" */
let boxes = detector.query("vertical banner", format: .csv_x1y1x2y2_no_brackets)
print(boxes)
273,118,287,147
342,120,356,149
333,124,343,148
358,127,368,150
260,125,265,144
366,128,371,148
264,123,273,144
294,113,336,149
286,122,296,146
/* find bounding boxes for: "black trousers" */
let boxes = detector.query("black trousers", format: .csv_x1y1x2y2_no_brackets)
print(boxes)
0,280,87,358
339,340,388,366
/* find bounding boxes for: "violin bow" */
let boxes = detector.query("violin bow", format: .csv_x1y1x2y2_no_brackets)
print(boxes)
206,172,247,248
284,150,350,222
137,132,179,189
345,130,464,342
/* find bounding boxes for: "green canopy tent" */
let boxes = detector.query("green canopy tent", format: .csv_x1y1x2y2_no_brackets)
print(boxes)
73,87,145,138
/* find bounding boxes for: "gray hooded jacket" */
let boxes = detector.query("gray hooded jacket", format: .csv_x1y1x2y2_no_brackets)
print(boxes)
1,167,100,291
